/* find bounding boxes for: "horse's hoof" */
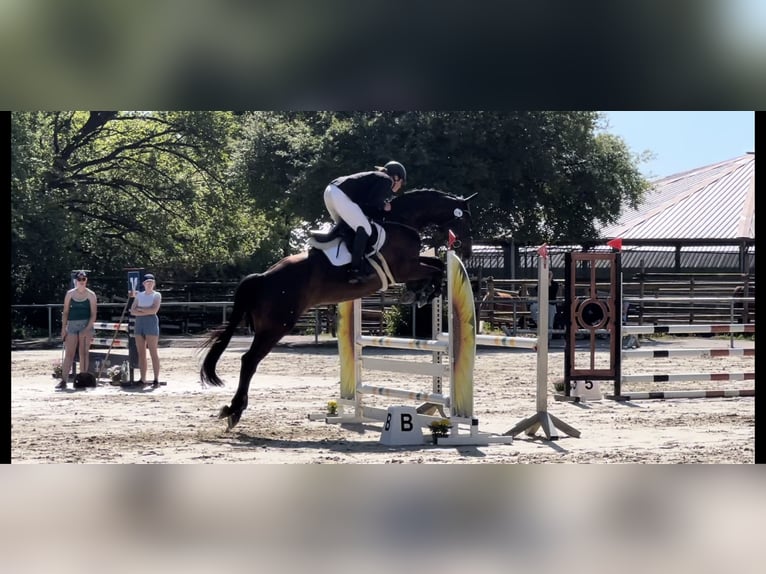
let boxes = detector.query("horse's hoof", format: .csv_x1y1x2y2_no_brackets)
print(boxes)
218,405,242,431
226,411,243,431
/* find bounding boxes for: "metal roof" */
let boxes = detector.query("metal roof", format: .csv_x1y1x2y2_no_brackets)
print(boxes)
600,153,755,241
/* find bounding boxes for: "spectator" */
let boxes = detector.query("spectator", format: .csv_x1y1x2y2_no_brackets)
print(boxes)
57,270,97,390
622,300,640,349
130,273,162,388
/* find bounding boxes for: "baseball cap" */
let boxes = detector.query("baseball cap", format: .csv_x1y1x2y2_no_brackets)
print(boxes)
143,274,155,282
75,270,88,279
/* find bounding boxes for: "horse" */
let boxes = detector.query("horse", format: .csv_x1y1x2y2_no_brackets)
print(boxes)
200,188,476,430
478,286,524,334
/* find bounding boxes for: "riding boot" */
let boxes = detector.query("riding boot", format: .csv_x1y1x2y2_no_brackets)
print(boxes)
348,227,370,284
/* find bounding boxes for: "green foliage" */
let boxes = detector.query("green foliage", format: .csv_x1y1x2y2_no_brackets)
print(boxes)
382,305,409,337
11,111,265,303
231,111,649,247
12,110,649,309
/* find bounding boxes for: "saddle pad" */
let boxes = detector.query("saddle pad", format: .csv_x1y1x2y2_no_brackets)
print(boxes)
309,223,386,267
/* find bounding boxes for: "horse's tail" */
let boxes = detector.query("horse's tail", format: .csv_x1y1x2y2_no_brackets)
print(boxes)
199,275,256,386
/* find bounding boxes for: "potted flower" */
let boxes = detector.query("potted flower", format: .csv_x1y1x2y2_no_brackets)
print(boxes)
327,400,338,416
428,419,451,441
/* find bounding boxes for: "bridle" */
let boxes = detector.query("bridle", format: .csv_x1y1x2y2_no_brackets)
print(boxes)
441,203,473,250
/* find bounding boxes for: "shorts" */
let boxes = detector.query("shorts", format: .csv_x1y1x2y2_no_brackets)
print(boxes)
134,315,160,337
66,320,93,336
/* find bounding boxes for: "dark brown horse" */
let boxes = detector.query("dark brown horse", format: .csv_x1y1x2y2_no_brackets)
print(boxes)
200,188,475,430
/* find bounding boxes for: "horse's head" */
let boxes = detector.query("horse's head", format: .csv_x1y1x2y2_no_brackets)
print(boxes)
447,192,476,259
386,189,476,259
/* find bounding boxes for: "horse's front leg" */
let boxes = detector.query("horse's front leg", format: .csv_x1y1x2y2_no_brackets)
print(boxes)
400,257,445,306
418,256,446,306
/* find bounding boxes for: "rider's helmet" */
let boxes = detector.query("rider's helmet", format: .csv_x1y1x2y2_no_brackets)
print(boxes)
376,161,407,184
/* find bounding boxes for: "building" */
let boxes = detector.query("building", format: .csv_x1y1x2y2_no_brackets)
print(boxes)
466,153,755,279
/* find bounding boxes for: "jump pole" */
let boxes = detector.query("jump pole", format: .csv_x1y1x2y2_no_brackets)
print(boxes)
612,296,754,400
503,245,580,440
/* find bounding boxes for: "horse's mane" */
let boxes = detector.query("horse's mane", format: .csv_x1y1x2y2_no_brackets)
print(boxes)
397,188,459,200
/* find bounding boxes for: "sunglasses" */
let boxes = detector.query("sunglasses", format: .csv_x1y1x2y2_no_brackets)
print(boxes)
76,277,87,282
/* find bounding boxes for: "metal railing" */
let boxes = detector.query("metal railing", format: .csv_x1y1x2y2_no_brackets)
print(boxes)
11,301,231,342
11,300,340,343
12,292,756,346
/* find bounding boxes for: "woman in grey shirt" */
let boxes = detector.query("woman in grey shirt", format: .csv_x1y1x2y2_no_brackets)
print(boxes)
130,273,162,388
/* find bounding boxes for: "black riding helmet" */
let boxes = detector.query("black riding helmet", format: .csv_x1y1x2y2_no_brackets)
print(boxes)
376,161,407,184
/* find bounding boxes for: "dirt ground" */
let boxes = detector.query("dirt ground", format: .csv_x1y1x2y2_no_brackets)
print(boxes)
10,334,756,463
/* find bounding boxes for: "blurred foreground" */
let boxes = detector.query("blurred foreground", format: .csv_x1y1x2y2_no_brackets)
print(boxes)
1,466,762,573
1,0,764,107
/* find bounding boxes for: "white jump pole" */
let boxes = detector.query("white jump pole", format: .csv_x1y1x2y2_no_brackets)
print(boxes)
504,245,580,440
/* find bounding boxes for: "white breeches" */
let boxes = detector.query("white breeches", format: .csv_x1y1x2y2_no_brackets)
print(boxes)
324,184,371,235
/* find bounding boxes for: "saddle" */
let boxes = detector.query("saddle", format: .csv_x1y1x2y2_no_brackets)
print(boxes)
308,222,395,288
309,222,381,260
309,222,348,244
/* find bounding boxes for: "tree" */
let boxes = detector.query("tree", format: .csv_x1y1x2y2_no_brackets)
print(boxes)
233,111,649,248
11,111,266,304
12,112,63,302
12,110,649,309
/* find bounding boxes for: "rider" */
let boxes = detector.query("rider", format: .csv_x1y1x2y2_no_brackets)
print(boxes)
324,160,407,283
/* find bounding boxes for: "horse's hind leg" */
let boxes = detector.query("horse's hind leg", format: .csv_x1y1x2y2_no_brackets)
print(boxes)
219,327,287,431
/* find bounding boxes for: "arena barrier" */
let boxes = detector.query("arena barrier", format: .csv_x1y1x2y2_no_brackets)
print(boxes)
608,323,755,401
88,318,140,382
90,265,145,383
92,321,130,349
310,247,580,443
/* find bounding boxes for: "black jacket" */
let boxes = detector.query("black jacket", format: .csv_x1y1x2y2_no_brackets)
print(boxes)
532,281,559,301
331,171,394,214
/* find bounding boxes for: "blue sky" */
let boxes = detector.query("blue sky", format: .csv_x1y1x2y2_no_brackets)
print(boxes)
599,111,755,180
